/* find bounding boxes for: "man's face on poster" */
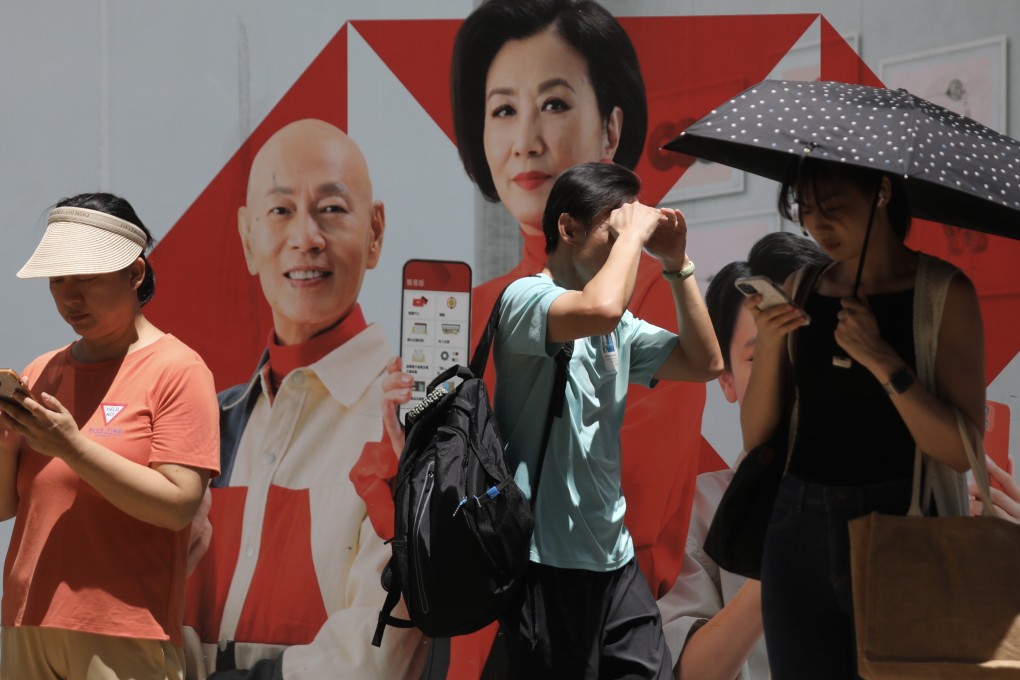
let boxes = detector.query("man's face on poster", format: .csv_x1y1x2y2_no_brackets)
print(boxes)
719,306,756,407
239,120,385,345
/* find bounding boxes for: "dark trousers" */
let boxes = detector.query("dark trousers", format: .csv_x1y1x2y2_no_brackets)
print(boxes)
499,558,671,680
761,474,912,680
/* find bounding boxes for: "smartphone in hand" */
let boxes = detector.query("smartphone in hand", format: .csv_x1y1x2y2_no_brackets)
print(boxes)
0,369,32,403
400,260,472,425
735,276,811,324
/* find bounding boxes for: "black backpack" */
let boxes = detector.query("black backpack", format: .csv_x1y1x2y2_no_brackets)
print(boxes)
372,287,572,645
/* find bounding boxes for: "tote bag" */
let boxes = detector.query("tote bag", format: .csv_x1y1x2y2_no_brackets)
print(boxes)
848,410,1020,679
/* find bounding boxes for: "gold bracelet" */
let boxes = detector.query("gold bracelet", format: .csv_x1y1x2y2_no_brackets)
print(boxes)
662,259,695,281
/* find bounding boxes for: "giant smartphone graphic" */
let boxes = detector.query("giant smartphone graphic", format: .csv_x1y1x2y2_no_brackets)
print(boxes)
400,260,472,424
984,400,1012,491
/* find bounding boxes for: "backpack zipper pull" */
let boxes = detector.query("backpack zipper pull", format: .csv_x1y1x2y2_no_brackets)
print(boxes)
452,496,469,517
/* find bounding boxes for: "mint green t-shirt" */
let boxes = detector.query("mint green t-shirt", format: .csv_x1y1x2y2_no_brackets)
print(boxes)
493,275,678,572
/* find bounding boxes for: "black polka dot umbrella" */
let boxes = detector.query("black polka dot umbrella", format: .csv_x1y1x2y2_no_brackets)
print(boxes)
664,79,1020,239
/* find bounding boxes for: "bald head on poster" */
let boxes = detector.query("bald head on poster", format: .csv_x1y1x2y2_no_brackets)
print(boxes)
238,118,386,346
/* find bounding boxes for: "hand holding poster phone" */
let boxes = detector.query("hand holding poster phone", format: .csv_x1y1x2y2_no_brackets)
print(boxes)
399,260,471,425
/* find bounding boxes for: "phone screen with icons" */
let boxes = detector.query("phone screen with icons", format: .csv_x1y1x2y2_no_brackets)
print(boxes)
399,260,472,425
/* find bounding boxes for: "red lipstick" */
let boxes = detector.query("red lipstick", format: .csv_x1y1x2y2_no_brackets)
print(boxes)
512,171,551,191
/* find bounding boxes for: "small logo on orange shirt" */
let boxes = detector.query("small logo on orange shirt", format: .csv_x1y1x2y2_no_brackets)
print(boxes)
102,403,126,425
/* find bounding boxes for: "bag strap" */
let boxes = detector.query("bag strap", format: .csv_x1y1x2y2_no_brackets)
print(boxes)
468,281,573,510
530,340,573,509
951,410,996,518
372,560,419,647
467,288,507,378
908,256,968,517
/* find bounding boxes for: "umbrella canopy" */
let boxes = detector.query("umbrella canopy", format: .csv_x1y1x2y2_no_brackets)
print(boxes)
664,79,1020,240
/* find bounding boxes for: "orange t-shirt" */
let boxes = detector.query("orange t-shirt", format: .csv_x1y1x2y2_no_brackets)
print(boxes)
2,334,220,645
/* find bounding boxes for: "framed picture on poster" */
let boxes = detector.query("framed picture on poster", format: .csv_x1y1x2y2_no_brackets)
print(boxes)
880,36,1007,134
661,158,745,204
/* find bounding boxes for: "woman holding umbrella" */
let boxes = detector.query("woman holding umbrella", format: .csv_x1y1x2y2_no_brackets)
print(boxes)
740,157,985,678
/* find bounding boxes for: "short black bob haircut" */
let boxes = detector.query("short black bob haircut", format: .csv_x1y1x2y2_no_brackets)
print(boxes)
55,192,157,306
451,0,647,202
541,161,640,253
705,232,828,369
778,157,912,242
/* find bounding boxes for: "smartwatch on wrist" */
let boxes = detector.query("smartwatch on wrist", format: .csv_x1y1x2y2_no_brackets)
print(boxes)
882,367,915,395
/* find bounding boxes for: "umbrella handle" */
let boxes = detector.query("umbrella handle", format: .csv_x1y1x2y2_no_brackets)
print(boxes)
831,183,884,370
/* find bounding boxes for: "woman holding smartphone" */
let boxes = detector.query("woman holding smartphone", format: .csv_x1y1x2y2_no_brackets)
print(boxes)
740,160,985,678
0,193,220,680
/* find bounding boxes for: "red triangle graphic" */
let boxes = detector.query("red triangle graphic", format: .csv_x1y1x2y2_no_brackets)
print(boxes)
354,19,463,146
621,14,818,203
819,17,883,86
146,26,349,389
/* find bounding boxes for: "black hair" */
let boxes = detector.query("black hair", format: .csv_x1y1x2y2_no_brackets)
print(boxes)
747,231,830,285
451,0,647,201
54,192,156,306
777,158,911,242
541,162,640,253
705,232,828,368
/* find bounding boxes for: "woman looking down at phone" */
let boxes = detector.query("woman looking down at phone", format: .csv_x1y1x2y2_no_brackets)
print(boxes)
740,160,985,678
0,193,220,680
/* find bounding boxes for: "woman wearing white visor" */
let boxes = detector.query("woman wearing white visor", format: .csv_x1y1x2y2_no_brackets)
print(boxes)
0,193,220,680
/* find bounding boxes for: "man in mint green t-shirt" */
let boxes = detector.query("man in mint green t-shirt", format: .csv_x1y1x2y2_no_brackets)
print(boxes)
493,162,723,679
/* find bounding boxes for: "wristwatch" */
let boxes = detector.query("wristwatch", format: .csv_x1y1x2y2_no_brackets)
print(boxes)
662,259,695,281
882,367,915,395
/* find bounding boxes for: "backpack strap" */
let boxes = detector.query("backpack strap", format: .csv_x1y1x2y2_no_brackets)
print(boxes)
469,281,573,510
530,340,573,509
372,560,417,647
467,287,508,378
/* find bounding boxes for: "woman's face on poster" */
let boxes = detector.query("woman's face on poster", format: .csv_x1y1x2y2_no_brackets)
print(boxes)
482,26,621,229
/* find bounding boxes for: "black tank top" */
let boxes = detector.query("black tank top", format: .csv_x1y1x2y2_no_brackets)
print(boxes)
788,288,917,485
